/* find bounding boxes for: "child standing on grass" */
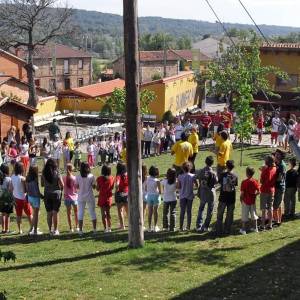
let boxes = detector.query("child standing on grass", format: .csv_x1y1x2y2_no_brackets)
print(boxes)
216,160,238,235
41,137,51,166
26,166,43,235
161,168,177,232
195,156,218,233
115,162,129,230
284,158,298,219
62,140,70,172
73,142,82,171
178,162,197,231
11,162,32,234
239,167,260,235
8,141,18,165
260,155,277,230
63,164,78,232
0,164,13,233
96,165,114,233
142,164,148,223
19,136,29,173
145,166,161,232
76,162,97,235
87,138,95,168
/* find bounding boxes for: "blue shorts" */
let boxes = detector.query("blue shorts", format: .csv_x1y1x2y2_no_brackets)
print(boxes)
64,199,78,207
28,196,40,209
146,194,161,206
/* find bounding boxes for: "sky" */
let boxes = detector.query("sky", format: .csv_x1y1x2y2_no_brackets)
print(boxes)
69,0,300,28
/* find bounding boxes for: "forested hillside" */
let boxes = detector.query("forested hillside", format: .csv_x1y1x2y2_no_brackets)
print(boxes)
69,9,300,59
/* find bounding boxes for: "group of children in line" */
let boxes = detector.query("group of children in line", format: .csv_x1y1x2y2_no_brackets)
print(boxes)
1,146,297,236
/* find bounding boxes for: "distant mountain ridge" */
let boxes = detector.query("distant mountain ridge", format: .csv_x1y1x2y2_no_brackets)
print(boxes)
73,8,300,38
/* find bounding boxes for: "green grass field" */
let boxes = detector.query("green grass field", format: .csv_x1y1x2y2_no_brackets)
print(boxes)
1,146,300,300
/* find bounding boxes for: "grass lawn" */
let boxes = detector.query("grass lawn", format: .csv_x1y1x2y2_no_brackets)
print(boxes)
1,146,300,299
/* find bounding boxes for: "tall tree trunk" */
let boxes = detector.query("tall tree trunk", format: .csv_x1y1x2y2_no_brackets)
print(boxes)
26,32,37,108
123,0,144,248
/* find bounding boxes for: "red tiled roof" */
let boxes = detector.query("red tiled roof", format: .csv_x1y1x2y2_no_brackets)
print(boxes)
61,79,125,98
13,44,92,59
261,43,300,50
0,48,27,64
139,50,179,62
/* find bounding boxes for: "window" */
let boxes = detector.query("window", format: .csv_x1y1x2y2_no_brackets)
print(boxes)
64,59,69,74
49,59,53,71
35,79,40,87
78,78,84,87
50,79,56,92
64,78,70,90
78,59,83,69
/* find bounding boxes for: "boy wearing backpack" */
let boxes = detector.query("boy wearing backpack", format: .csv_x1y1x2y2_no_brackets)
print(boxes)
216,160,238,235
195,156,218,232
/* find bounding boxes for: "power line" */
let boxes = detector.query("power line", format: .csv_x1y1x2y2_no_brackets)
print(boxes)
203,0,276,111
204,0,236,46
238,0,270,46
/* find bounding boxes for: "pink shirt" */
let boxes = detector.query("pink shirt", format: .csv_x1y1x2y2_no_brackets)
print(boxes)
63,175,78,201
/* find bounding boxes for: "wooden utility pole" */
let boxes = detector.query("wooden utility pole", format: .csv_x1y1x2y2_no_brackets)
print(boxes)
123,0,144,248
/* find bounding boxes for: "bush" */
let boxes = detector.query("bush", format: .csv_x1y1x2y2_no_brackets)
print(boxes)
151,73,162,81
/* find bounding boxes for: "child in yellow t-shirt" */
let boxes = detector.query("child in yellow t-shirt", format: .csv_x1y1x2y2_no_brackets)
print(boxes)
120,141,127,163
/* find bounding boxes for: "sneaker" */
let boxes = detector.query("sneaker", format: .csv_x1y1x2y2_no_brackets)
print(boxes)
259,225,266,231
76,227,80,232
104,228,108,233
70,228,74,233
239,229,247,235
36,230,43,235
154,226,160,232
162,228,168,232
107,228,112,233
147,227,152,233
78,230,84,236
18,230,23,235
53,230,60,236
203,227,211,232
250,228,259,233
196,226,204,233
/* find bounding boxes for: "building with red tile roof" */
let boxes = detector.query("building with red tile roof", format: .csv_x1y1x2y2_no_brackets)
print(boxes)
12,44,93,93
59,78,125,98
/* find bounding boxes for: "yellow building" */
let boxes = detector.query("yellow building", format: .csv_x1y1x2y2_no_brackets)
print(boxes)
260,43,300,92
142,71,199,119
37,72,199,121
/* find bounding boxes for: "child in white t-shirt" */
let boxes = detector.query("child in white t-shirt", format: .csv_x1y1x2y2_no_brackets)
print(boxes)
161,168,177,232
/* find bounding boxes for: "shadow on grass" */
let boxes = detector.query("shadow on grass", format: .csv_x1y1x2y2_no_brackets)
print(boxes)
172,239,300,300
0,246,128,272
119,246,243,273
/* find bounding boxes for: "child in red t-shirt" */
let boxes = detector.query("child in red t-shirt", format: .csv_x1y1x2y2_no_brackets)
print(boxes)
115,162,129,230
240,167,260,234
96,165,115,232
260,155,277,230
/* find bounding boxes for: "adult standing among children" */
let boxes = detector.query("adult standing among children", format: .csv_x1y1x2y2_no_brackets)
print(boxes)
41,158,64,235
65,132,75,162
143,124,153,158
188,127,199,172
216,131,233,179
273,149,286,226
48,119,61,142
174,119,184,142
171,132,194,176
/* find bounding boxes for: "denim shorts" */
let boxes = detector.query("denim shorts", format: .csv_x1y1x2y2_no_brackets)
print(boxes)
64,199,78,207
146,194,161,206
28,196,40,209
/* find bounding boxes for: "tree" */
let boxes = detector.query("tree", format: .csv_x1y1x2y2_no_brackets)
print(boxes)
140,33,173,51
198,38,287,165
176,36,192,50
0,0,73,107
102,88,156,115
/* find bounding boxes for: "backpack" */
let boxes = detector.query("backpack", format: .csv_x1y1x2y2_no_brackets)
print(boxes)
222,173,236,192
199,168,215,189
